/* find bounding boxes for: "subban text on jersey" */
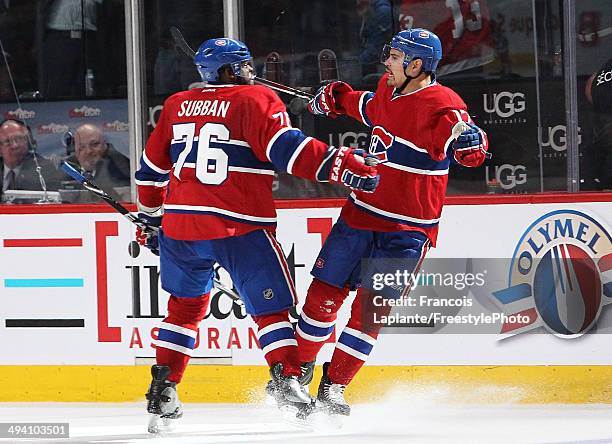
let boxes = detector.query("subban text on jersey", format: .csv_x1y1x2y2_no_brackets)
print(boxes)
177,100,231,118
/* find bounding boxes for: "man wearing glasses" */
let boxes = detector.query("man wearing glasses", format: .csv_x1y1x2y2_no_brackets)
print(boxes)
0,119,61,198
62,123,130,201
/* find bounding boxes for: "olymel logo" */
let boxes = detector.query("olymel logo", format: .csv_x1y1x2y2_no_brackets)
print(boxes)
492,210,612,337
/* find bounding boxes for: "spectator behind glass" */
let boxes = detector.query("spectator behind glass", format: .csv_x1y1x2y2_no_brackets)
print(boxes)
357,0,392,79
583,58,612,190
0,119,61,198
41,0,102,98
62,123,130,200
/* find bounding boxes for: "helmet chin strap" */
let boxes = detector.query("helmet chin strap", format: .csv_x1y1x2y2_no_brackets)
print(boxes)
396,64,422,94
236,73,255,85
226,63,255,85
214,64,252,85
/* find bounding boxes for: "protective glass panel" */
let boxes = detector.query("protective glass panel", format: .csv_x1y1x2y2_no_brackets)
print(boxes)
243,0,544,197
0,0,129,204
143,1,224,136
574,0,612,191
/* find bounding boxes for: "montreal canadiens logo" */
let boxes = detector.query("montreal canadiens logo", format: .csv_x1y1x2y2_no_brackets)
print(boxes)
215,39,227,46
419,31,430,38
492,210,612,338
368,126,394,162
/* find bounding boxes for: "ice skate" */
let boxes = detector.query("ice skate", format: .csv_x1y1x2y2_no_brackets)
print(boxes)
316,362,350,416
265,361,315,397
145,365,183,434
268,363,315,420
299,360,315,387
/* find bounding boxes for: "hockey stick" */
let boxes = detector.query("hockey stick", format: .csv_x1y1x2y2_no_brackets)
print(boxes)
60,161,242,302
169,26,196,58
169,26,313,100
62,161,150,231
253,77,313,100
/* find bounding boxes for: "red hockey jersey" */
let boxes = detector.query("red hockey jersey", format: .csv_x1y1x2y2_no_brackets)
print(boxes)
136,84,330,240
398,0,495,75
336,74,484,246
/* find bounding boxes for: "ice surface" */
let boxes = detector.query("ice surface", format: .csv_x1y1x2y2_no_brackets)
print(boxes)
1,398,611,444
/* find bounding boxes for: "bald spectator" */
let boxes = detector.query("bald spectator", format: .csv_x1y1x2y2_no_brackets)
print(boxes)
62,123,130,199
1,119,61,200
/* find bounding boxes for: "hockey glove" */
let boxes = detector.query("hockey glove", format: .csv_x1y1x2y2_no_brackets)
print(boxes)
450,122,490,167
317,146,380,192
135,212,162,255
307,81,353,117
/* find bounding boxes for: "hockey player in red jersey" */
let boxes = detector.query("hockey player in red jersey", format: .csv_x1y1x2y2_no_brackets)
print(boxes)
398,0,495,75
135,37,379,431
298,28,489,416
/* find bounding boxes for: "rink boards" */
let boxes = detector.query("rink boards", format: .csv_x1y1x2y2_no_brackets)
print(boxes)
0,195,611,402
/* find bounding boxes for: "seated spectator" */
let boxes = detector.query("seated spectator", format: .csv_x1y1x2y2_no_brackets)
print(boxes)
62,123,130,200
0,119,61,200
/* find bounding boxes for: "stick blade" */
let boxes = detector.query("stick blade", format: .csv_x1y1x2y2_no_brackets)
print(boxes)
61,161,86,183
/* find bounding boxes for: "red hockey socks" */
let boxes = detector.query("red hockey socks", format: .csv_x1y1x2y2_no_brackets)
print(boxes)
296,278,350,364
252,310,301,377
327,288,391,386
155,293,210,383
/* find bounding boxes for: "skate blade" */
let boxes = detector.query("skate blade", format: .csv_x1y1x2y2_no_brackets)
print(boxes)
308,408,345,430
309,401,347,429
264,393,278,406
279,404,316,430
319,412,345,430
147,414,176,434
